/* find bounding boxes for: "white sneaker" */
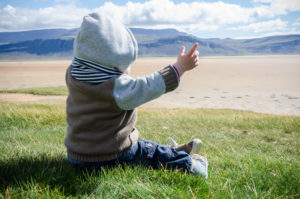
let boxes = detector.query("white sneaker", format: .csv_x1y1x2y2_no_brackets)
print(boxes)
168,137,202,154
190,154,208,178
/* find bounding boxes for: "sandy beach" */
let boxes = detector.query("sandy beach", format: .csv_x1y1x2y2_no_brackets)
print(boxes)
0,55,300,116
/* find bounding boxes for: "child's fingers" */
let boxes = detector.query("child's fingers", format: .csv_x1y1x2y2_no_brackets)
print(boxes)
186,43,198,57
192,52,198,62
178,46,186,56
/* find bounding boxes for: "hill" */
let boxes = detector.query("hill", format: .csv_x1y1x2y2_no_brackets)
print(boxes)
0,28,299,59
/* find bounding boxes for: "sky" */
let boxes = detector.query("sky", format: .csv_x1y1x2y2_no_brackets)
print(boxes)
0,0,299,38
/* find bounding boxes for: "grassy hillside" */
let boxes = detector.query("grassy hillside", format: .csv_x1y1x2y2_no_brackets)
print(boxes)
0,100,299,198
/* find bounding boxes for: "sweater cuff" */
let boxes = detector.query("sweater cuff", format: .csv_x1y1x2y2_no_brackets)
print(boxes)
158,65,179,93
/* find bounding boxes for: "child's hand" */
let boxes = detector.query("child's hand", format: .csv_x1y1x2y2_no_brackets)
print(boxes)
173,43,199,77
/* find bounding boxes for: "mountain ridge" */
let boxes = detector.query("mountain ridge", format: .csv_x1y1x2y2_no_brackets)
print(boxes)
0,28,299,58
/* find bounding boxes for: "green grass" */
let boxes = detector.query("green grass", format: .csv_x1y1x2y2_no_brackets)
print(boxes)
0,102,299,198
0,86,68,96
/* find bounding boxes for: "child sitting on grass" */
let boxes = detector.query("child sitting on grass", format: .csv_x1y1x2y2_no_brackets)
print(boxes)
65,12,208,178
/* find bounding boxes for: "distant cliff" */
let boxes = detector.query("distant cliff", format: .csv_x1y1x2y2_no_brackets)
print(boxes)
0,28,299,59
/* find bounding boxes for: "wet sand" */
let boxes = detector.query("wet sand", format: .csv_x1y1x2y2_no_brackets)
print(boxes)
0,55,300,116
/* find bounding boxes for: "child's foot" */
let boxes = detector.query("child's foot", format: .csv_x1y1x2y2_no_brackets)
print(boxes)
190,154,208,178
168,137,202,154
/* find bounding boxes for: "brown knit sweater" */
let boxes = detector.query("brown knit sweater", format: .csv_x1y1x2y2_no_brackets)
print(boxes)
65,65,178,162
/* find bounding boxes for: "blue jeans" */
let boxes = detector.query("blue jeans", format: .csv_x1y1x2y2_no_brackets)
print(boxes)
68,140,192,172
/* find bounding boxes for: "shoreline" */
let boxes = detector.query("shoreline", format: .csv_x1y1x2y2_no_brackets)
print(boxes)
1,55,299,116
0,92,299,116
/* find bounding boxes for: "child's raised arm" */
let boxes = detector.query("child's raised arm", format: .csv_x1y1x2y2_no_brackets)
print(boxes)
173,43,199,77
113,43,199,110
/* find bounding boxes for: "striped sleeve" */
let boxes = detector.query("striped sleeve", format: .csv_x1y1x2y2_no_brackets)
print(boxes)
70,57,122,84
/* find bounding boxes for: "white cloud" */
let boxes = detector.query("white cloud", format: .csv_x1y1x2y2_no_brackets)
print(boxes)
54,0,74,3
0,0,298,35
228,19,288,33
93,0,256,34
252,0,272,3
262,30,300,36
236,30,300,39
0,0,257,33
234,31,300,39
270,0,300,15
293,18,300,26
0,4,90,31
3,5,16,14
251,5,275,18
253,0,300,14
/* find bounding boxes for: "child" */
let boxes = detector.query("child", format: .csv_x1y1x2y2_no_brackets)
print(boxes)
65,12,208,178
